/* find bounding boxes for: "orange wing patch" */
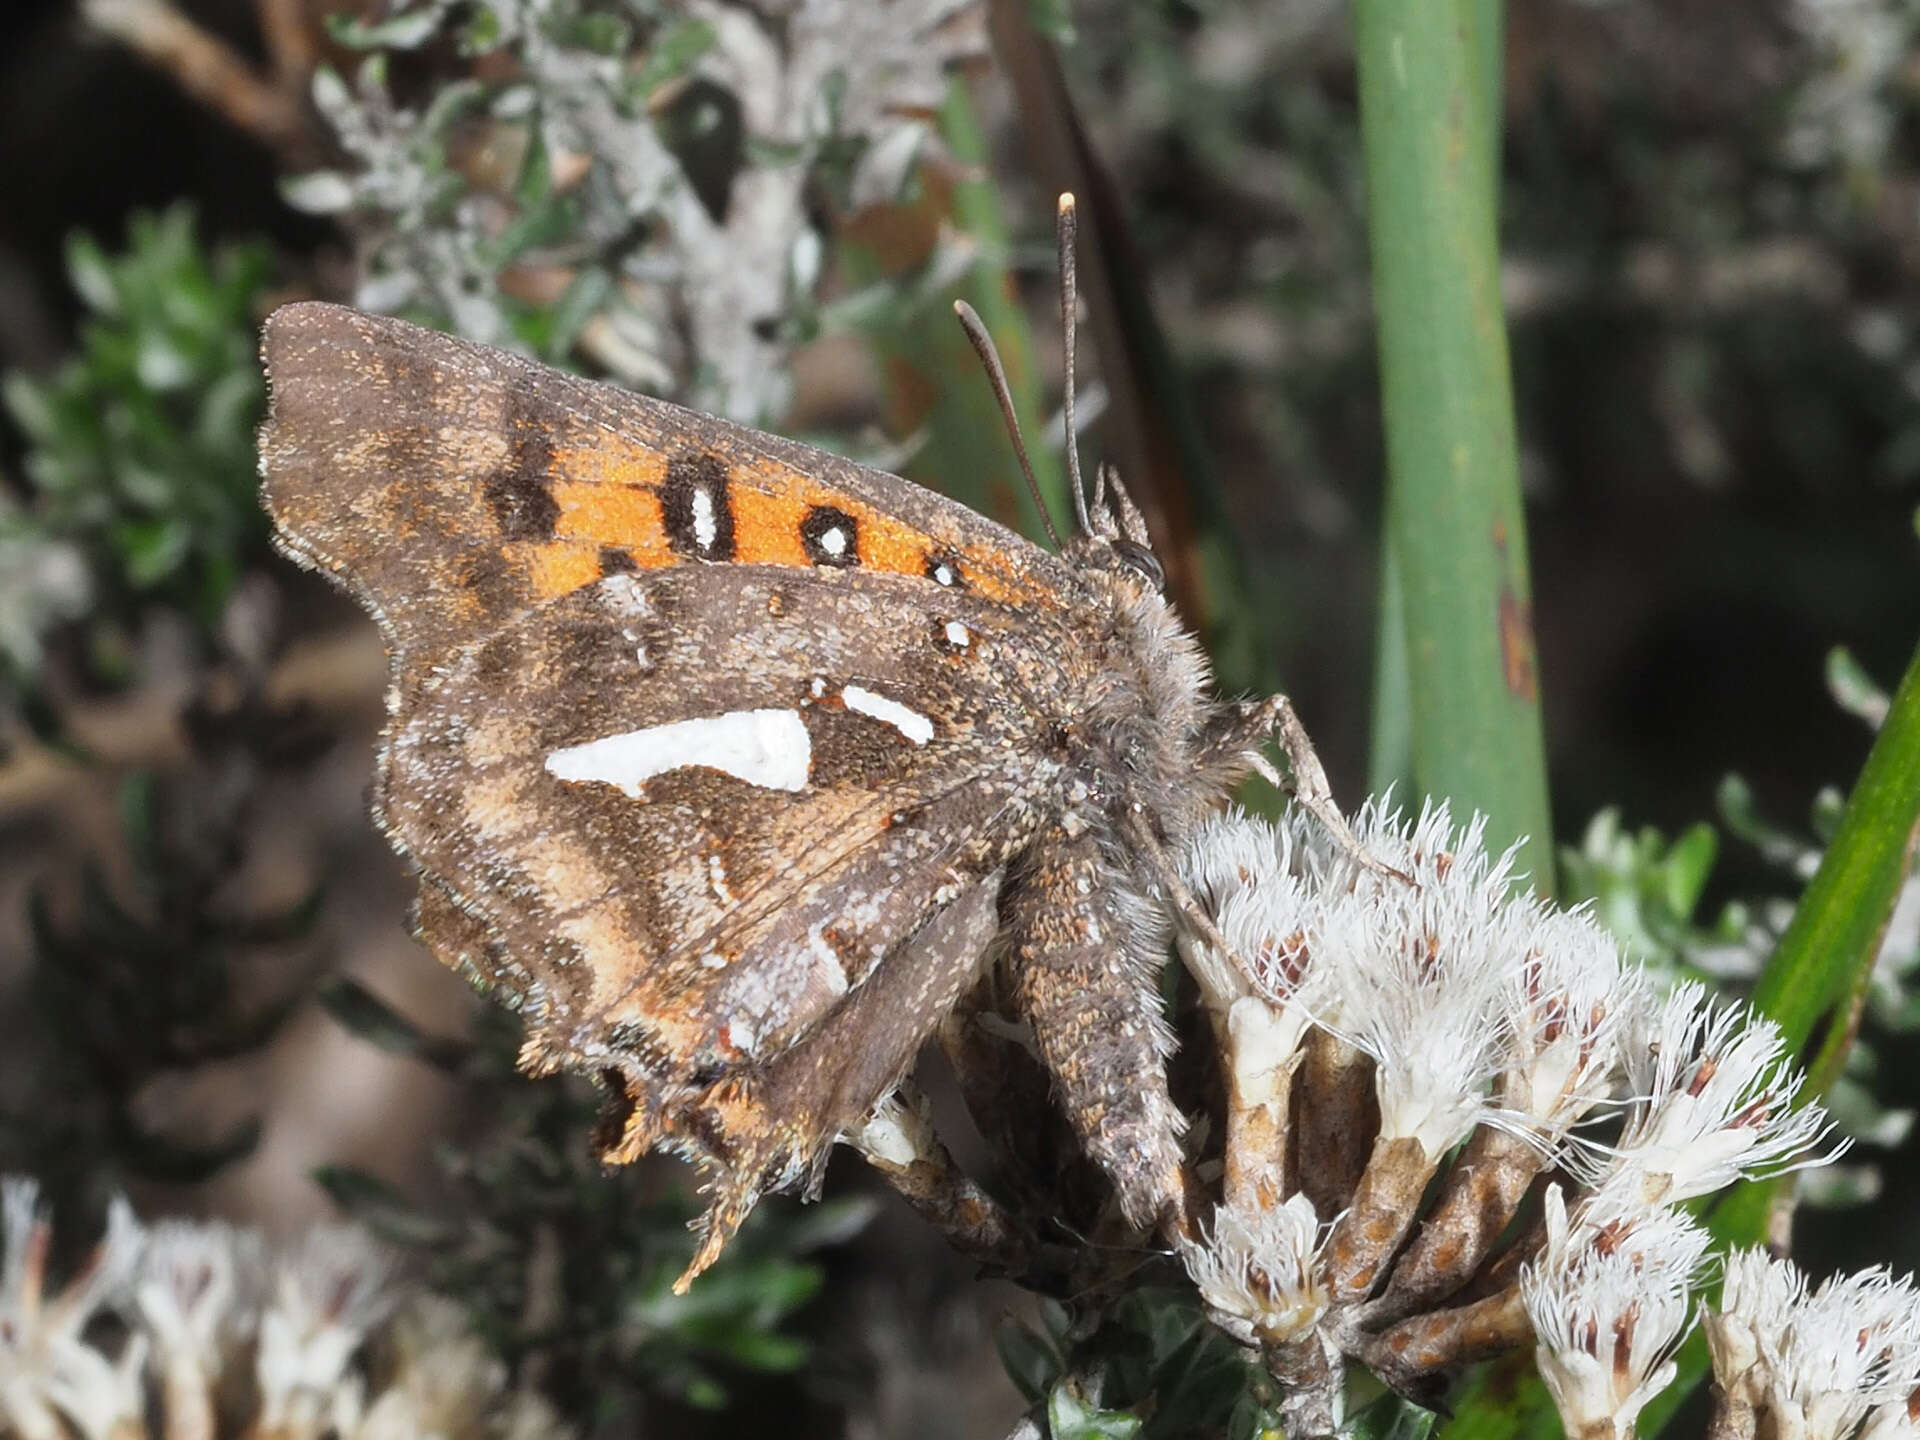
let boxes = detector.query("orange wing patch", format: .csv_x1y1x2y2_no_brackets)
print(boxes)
502,431,1053,608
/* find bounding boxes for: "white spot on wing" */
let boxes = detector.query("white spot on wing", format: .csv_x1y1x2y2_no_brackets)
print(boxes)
691,485,717,551
708,854,735,905
943,620,970,649
545,709,810,795
932,563,956,587
598,573,651,615
841,685,934,745
807,921,850,997
819,525,847,557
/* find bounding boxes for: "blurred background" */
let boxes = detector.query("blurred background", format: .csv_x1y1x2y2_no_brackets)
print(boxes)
0,1,1916,1435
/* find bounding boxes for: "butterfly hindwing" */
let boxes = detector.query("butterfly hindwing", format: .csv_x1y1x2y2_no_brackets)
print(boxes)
382,559,1087,1095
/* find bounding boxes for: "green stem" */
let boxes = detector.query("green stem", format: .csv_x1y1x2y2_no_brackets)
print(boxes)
1638,635,1920,1434
1752,638,1920,1061
1356,0,1551,892
1368,544,1413,796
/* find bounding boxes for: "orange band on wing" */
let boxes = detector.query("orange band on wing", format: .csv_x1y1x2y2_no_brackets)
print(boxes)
509,440,1045,607
550,476,671,560
527,543,607,599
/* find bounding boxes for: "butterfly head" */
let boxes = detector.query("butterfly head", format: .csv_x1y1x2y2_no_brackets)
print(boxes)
1064,460,1165,594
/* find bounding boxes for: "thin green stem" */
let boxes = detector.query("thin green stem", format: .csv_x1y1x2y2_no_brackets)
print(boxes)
1638,634,1920,1435
1356,0,1551,890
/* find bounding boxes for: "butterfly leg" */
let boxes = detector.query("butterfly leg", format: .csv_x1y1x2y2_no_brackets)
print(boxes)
1206,694,1406,883
1008,832,1192,1242
1121,808,1259,1000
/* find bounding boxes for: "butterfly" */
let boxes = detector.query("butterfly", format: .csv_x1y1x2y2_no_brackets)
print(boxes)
259,196,1358,1289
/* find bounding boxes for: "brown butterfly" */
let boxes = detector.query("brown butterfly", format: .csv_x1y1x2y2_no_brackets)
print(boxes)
259,196,1357,1288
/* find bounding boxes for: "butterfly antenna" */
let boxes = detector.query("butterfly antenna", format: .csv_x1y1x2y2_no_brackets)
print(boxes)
1056,193,1093,536
953,299,1066,551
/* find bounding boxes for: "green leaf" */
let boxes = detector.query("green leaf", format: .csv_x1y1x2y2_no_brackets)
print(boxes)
996,1316,1063,1404
66,235,121,316
1348,1390,1439,1440
681,1373,728,1410
714,1327,808,1372
542,268,613,362
459,4,503,54
479,195,579,269
116,770,159,876
280,171,358,215
556,10,630,56
1753,635,1920,1081
513,124,555,209
1025,0,1076,43
118,1114,265,1185
1663,822,1719,916
4,373,57,444
115,517,192,587
772,1194,878,1254
1827,645,1891,727
326,2,449,50
133,333,192,391
317,976,474,1071
311,1164,452,1247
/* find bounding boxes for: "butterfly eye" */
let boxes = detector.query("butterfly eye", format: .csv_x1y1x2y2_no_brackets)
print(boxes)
1113,539,1165,593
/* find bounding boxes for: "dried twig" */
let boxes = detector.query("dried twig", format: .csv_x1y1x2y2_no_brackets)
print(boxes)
80,0,317,161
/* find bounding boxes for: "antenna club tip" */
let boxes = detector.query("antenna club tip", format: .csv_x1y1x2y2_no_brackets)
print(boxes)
1058,191,1077,214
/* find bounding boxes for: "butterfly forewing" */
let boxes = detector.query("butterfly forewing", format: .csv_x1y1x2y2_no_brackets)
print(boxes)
259,304,1071,705
261,305,1098,1096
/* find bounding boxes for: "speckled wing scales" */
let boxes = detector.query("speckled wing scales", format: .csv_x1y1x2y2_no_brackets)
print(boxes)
258,304,1095,1281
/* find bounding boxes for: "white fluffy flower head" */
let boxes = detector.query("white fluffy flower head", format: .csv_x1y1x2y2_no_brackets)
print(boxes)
1180,1195,1329,1347
256,1222,401,1434
1328,802,1519,1156
1522,1186,1712,1440
134,1217,266,1382
1718,1250,1920,1440
1496,898,1642,1138
1181,807,1335,1016
1588,982,1837,1206
0,1177,146,1440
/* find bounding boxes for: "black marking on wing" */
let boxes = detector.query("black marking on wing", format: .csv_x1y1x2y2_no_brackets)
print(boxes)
486,400,560,540
800,505,860,568
924,550,967,589
662,451,736,561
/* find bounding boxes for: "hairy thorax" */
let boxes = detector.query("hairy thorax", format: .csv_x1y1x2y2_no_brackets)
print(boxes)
1056,559,1224,845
